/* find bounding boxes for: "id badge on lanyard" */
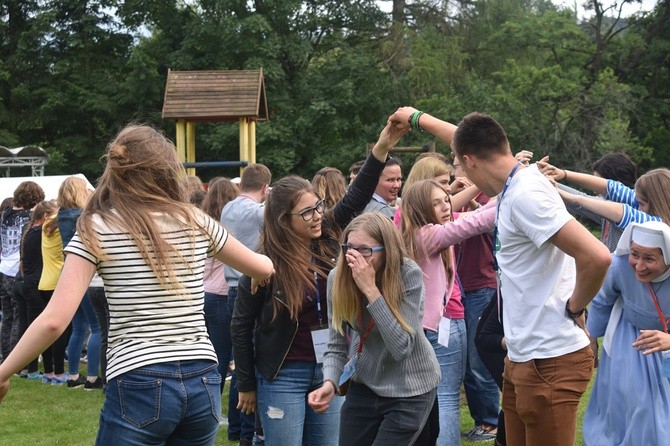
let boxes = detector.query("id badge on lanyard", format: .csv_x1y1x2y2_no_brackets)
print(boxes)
438,316,451,347
311,270,328,363
311,325,329,364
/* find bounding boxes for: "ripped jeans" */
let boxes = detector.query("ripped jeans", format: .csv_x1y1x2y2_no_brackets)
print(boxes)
256,361,342,446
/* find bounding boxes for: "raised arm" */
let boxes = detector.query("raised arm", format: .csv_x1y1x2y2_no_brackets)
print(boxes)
451,184,481,211
333,120,409,229
423,206,495,253
537,157,608,196
389,107,457,146
557,188,625,225
557,183,609,226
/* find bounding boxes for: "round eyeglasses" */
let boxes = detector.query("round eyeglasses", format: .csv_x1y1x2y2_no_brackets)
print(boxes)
341,244,385,257
290,199,325,221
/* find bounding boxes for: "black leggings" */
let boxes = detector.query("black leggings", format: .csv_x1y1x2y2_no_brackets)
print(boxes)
39,290,70,375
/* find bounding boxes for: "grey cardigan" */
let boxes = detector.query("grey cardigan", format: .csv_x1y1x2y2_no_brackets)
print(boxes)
323,258,440,398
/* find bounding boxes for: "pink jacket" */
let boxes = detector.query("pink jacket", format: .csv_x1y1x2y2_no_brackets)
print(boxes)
413,205,495,331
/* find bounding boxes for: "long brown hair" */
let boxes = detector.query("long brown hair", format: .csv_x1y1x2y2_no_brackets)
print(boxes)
635,168,670,224
332,213,412,333
400,180,454,286
202,178,237,221
77,124,205,291
312,167,346,210
260,176,338,320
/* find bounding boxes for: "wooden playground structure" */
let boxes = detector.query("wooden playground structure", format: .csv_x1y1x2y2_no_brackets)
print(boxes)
162,69,268,176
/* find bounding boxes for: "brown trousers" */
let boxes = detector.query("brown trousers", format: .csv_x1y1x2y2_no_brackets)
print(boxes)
502,346,593,446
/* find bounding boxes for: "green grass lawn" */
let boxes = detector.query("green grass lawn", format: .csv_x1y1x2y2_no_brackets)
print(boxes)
0,372,593,445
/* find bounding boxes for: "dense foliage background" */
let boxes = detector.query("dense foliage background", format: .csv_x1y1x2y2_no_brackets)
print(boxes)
1,0,668,182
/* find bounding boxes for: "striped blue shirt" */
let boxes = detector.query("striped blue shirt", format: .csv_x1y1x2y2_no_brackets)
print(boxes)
605,180,661,228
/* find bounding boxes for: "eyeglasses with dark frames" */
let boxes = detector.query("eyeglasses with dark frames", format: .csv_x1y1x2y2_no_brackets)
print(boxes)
290,199,326,221
341,244,385,257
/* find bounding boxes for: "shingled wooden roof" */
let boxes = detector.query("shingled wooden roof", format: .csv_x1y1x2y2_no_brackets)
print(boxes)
162,69,268,122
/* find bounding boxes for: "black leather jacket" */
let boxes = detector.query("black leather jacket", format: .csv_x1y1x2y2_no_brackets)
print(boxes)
231,152,387,392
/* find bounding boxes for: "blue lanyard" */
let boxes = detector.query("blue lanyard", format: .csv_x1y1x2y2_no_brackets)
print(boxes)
314,271,323,326
492,162,523,271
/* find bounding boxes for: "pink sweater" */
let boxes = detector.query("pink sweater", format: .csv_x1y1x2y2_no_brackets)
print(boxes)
413,205,495,331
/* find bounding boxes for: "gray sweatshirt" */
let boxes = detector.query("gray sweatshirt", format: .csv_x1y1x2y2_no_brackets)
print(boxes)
323,258,440,398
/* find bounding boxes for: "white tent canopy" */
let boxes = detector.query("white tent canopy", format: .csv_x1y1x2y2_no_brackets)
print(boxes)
0,174,94,202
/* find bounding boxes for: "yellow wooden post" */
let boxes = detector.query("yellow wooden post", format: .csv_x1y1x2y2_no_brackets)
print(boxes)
239,117,249,176
248,120,256,164
175,119,186,164
186,121,196,177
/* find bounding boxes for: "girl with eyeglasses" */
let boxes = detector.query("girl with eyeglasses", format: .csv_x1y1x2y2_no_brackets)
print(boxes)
231,120,409,446
400,179,496,446
308,212,441,445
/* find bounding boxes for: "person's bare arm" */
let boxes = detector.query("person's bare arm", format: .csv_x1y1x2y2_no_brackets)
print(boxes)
371,119,410,162
451,185,481,211
557,188,624,224
214,235,274,282
537,157,608,196
389,107,457,146
549,219,611,314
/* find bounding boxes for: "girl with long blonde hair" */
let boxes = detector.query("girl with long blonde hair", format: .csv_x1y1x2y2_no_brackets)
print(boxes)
0,124,274,446
232,120,407,446
309,212,440,445
54,176,102,389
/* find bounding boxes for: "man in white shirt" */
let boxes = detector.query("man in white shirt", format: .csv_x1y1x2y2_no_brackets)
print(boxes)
448,112,611,446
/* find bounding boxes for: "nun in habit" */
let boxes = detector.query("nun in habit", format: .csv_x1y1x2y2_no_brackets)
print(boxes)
583,221,670,446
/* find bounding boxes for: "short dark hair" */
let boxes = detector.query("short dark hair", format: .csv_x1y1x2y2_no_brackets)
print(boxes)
592,152,637,189
385,157,402,168
452,112,511,160
240,163,271,192
13,181,45,209
349,160,365,176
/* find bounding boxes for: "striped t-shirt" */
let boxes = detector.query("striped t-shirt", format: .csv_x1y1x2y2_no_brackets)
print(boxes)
64,210,228,380
605,180,661,228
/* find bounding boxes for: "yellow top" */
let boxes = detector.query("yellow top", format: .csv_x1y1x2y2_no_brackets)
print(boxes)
38,216,63,291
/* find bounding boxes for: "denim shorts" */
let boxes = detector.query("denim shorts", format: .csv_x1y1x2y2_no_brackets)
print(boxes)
96,360,222,446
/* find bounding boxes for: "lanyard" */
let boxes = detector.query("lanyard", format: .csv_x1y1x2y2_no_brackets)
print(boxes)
493,162,523,321
314,271,323,326
357,311,375,354
647,283,669,334
492,162,523,271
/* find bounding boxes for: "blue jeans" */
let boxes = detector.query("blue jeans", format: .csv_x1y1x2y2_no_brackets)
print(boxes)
96,360,222,446
67,291,101,377
226,286,256,440
463,287,500,427
204,292,232,391
426,319,467,446
256,361,342,446
89,287,109,381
